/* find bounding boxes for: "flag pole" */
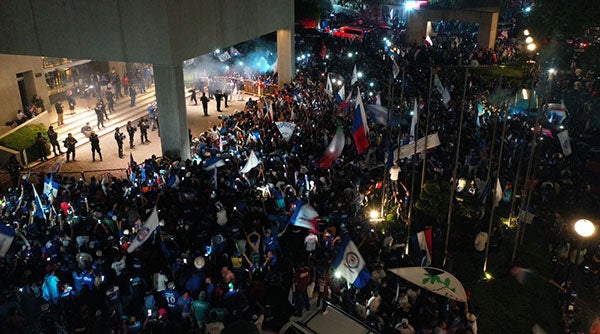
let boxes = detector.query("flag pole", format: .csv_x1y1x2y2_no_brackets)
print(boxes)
420,67,434,188
443,67,468,267
381,61,397,217
483,101,508,273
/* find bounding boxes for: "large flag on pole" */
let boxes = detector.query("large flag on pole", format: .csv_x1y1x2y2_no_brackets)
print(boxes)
392,59,400,79
326,74,333,96
335,85,345,105
318,122,345,169
333,236,371,288
32,184,46,220
410,98,419,137
411,229,432,266
352,87,369,154
0,225,15,257
351,65,358,85
240,150,260,174
433,74,444,95
127,207,159,253
289,200,319,233
494,178,503,207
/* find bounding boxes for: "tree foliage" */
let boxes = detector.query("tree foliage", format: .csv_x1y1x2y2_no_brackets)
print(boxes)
527,0,600,40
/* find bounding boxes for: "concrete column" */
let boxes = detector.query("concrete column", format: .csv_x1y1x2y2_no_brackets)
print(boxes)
153,63,190,160
407,13,427,45
477,12,499,50
277,27,295,86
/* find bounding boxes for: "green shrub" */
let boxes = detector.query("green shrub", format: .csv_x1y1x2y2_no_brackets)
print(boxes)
0,123,50,163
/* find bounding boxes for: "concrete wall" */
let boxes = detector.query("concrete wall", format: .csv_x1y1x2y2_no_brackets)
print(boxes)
0,54,49,126
407,7,500,50
0,0,294,65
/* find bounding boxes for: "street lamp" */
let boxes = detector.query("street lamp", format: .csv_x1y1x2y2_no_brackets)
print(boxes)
573,219,596,283
575,219,596,238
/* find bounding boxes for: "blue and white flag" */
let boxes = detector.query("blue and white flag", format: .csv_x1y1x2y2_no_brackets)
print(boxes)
32,184,46,220
218,51,231,62
335,85,345,105
166,174,180,189
333,236,371,288
43,174,59,202
127,207,159,253
203,156,225,171
275,122,296,141
289,200,319,232
0,225,15,257
240,150,260,174
326,74,333,96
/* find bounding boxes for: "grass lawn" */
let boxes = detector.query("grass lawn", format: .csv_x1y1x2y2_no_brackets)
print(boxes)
452,222,563,333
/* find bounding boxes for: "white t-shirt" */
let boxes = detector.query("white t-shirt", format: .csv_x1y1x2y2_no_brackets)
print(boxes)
389,166,401,181
304,233,318,252
153,272,169,292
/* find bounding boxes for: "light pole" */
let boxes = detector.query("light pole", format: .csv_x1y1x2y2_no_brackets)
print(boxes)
573,219,596,283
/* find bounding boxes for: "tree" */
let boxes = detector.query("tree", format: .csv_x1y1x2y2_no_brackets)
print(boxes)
527,0,600,40
295,0,333,22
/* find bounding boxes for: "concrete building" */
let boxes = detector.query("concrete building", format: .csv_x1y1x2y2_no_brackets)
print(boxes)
0,0,295,159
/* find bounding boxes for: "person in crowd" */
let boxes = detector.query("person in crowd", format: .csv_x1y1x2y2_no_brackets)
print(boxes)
114,127,125,159
94,103,105,130
126,120,137,149
63,132,77,162
81,122,93,137
200,92,210,116
215,90,223,112
129,86,137,107
67,94,76,114
35,132,49,162
190,88,198,105
138,118,150,144
47,125,63,156
15,109,26,125
147,103,157,131
89,131,102,162
55,100,65,126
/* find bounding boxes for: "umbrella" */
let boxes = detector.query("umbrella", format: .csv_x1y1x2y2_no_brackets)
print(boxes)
388,267,467,303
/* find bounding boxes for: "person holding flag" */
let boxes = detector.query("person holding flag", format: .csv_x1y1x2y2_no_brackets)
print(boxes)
332,234,371,288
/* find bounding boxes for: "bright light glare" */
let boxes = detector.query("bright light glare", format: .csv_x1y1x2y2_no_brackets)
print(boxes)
523,29,530,36
348,52,353,58
334,271,342,279
215,49,220,53
369,82,374,87
368,92,373,96
405,1,420,11
525,36,533,44
526,43,537,51
575,219,596,237
357,72,363,78
524,6,532,13
548,68,556,74
484,272,493,280
369,210,379,220
238,61,244,66
521,89,529,100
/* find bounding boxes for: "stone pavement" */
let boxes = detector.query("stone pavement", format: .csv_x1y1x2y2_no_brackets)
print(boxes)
15,92,254,182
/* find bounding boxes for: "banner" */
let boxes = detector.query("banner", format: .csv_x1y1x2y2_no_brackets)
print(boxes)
275,122,296,141
218,51,231,62
388,267,467,303
395,133,441,160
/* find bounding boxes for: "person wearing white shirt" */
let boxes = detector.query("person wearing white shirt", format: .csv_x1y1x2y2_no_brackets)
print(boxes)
304,232,318,253
111,254,126,276
153,270,169,292
366,290,381,316
389,162,401,194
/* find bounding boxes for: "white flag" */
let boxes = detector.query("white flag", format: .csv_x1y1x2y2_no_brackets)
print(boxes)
275,122,296,141
351,65,358,85
442,87,451,107
395,133,441,160
127,207,159,253
326,74,333,96
0,225,15,257
392,59,400,79
434,74,444,95
557,130,572,156
240,150,260,174
494,178,503,207
410,98,418,137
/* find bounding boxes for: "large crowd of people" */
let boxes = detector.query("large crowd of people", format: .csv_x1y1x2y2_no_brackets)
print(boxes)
1,5,599,334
